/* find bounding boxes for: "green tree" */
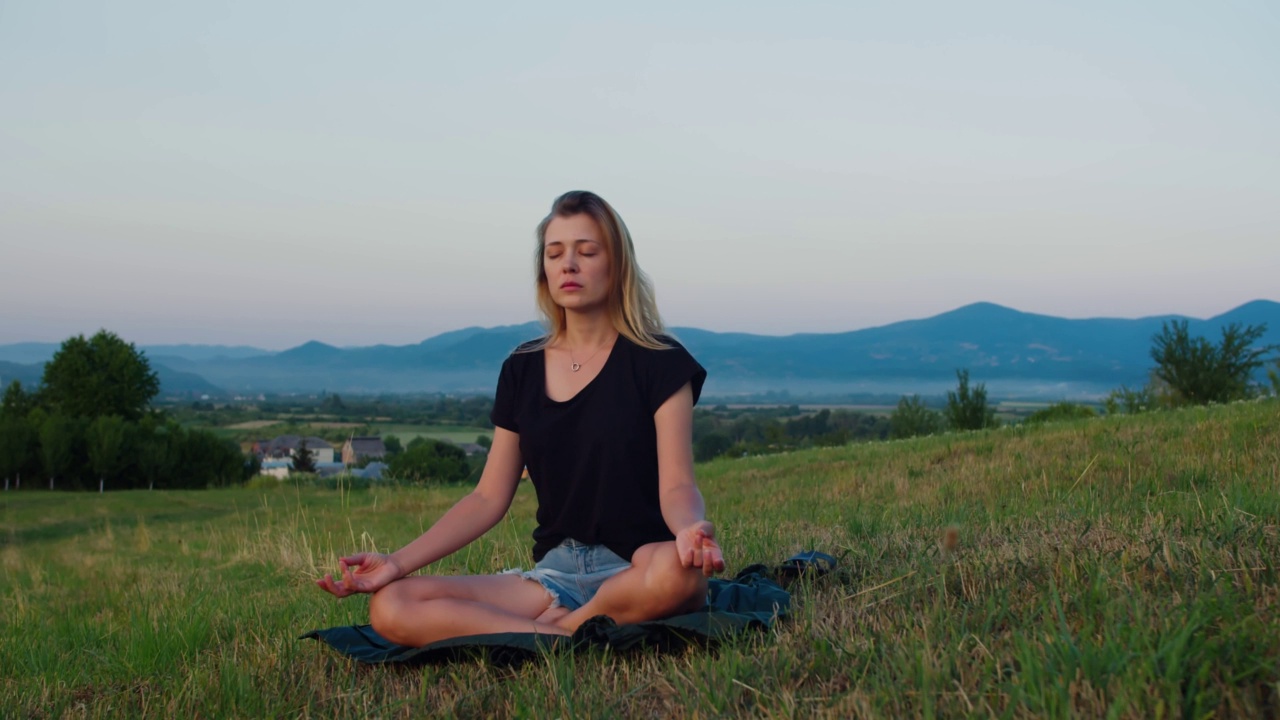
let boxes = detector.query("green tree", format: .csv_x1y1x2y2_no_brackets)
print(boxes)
945,369,997,431
388,440,469,484
1151,321,1275,405
292,439,317,474
1,380,36,420
694,432,733,462
475,434,492,450
86,415,131,491
41,330,160,421
40,413,83,490
175,429,247,488
383,435,404,456
0,416,38,490
890,395,942,439
137,425,181,491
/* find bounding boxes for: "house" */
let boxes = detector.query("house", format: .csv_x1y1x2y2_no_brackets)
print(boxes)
342,437,387,466
260,460,292,479
457,442,488,456
252,435,336,465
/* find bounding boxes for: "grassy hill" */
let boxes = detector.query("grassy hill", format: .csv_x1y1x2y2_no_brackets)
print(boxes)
2,398,1278,717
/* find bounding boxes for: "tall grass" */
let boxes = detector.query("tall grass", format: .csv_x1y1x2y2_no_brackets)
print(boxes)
2,399,1278,717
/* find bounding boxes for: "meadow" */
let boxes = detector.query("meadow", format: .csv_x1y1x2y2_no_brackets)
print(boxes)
2,398,1278,718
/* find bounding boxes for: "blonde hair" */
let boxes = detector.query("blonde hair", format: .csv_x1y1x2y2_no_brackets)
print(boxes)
528,190,668,351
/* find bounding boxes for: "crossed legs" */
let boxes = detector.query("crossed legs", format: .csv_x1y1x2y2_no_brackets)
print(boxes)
368,541,707,647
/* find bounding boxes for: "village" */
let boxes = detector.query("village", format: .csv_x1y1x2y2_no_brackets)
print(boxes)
248,435,489,480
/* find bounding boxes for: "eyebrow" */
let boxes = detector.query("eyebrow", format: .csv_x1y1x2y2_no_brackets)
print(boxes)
544,239,601,249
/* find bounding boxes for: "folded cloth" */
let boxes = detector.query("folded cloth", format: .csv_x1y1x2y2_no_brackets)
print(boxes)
302,565,790,666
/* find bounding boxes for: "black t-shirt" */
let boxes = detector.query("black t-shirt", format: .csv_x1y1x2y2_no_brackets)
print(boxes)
490,334,707,563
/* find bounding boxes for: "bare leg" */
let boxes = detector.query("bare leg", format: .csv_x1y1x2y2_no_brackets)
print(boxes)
555,541,707,632
368,574,570,647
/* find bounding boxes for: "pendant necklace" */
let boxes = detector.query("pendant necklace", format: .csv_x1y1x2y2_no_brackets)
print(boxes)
568,337,613,372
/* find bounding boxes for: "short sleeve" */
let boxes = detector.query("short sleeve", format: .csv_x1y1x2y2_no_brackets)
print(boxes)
490,354,520,432
646,338,708,413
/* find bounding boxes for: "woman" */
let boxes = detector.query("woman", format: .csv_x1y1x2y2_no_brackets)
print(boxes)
317,191,725,647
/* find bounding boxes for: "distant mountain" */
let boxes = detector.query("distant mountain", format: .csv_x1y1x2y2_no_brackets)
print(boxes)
3,302,1276,398
0,359,221,397
0,361,43,389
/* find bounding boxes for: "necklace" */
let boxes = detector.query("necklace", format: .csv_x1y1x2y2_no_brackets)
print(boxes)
567,337,613,372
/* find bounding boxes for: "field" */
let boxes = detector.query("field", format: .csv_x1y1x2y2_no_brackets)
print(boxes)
2,399,1278,717
368,423,494,445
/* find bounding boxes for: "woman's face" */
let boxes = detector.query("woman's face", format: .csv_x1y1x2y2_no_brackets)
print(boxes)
543,213,611,312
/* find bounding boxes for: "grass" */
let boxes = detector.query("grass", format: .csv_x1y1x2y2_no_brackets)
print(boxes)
369,423,494,445
2,399,1278,717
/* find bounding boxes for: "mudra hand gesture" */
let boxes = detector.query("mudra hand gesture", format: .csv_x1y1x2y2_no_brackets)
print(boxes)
676,520,725,577
316,553,405,598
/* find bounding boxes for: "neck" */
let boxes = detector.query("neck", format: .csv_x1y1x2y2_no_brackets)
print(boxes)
560,310,617,349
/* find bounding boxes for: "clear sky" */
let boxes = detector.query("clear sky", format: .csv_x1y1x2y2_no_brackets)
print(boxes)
3,1,1277,349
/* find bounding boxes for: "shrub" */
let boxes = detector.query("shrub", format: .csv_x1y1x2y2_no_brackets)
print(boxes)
388,439,469,484
1024,402,1096,425
890,395,942,439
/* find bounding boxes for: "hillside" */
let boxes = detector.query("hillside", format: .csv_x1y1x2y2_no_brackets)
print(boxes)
4,398,1277,716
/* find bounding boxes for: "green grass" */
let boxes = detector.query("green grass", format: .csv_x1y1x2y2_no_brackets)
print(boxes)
3,399,1278,717
370,423,493,445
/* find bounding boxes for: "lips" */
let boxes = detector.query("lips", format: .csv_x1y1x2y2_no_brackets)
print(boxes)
560,282,582,290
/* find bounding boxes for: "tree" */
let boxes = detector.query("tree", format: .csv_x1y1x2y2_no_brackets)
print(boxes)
890,395,942,439
175,428,248,488
388,440,469,484
86,415,131,491
40,414,83,490
1,380,36,420
0,416,38,490
475,434,492,450
694,433,733,462
41,330,160,421
383,435,404,456
945,369,997,431
136,425,180,491
1150,321,1275,405
292,438,317,474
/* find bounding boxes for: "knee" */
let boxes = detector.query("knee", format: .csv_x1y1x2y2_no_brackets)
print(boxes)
641,544,708,614
368,583,408,643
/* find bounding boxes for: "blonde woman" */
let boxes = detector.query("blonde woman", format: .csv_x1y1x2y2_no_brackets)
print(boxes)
317,191,724,646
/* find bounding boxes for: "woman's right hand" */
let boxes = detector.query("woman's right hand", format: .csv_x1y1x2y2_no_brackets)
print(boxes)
315,553,406,598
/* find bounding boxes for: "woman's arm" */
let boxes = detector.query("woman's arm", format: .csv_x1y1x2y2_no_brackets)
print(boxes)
655,382,725,576
317,426,525,596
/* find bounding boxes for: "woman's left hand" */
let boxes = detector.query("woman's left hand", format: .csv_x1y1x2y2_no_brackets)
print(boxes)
676,520,726,577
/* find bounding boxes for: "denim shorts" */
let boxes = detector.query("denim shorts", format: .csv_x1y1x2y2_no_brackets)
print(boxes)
501,538,631,611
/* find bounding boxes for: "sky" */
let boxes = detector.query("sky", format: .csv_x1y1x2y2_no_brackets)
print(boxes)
2,1,1278,349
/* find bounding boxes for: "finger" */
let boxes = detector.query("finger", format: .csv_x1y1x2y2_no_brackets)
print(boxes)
318,574,346,598
341,561,359,590
679,538,695,568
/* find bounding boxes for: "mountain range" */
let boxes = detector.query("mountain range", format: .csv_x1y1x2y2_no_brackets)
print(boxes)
3,300,1278,400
